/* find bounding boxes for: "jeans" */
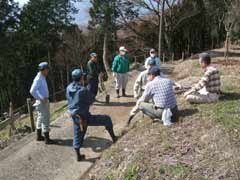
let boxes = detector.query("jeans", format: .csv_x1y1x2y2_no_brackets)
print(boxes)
72,114,114,149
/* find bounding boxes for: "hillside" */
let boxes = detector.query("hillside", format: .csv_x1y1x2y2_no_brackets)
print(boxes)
84,49,240,180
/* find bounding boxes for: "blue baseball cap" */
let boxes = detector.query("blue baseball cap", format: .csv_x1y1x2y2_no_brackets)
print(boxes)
38,62,49,71
72,69,84,79
90,52,97,57
148,66,161,76
147,59,156,65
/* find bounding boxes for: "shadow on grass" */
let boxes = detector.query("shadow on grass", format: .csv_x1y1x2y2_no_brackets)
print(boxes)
178,108,199,118
54,136,112,153
94,101,136,107
219,92,240,101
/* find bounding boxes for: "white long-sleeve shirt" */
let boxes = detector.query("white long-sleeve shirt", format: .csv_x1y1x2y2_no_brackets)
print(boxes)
30,72,49,100
133,70,149,99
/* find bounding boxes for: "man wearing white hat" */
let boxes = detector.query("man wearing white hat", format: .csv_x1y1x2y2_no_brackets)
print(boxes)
112,46,130,98
144,48,161,69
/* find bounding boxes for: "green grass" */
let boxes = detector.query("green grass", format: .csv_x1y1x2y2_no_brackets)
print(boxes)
124,165,140,180
154,164,191,179
198,81,240,138
169,164,190,178
163,143,173,151
106,173,114,180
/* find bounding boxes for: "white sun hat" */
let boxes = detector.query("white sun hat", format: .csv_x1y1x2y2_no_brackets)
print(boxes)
119,46,128,52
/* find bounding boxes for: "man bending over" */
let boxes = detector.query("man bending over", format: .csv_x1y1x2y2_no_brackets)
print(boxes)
128,67,178,125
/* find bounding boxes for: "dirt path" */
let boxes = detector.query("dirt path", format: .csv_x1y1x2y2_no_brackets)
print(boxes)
0,69,145,180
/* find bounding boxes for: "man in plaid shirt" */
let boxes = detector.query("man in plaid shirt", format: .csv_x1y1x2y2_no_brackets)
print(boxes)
128,67,178,124
184,53,221,103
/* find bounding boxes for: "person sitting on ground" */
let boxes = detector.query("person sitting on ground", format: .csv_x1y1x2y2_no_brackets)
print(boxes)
112,46,130,98
133,58,156,99
184,53,221,104
128,66,179,126
144,48,161,69
66,69,118,162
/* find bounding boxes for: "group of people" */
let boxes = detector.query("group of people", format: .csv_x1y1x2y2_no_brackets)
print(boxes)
128,50,221,125
29,46,221,161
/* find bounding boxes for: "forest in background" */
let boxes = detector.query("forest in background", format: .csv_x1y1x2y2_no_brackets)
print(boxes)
0,0,240,117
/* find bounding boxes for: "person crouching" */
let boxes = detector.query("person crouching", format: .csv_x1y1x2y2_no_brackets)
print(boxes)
66,69,118,161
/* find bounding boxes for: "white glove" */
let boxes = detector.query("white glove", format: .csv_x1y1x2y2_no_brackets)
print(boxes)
134,93,139,99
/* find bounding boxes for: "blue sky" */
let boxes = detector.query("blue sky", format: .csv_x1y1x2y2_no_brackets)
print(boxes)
15,0,91,25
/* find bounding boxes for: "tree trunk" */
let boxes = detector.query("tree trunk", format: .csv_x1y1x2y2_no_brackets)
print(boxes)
224,31,230,62
158,0,165,59
47,48,56,102
103,16,111,76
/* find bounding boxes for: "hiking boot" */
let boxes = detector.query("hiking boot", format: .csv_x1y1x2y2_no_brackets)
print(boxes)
36,129,44,141
107,128,118,143
127,115,135,126
122,89,126,97
44,132,55,145
112,136,118,143
116,89,120,98
74,148,85,162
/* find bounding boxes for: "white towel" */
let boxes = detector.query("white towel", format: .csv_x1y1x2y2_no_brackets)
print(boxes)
33,100,41,107
162,108,173,126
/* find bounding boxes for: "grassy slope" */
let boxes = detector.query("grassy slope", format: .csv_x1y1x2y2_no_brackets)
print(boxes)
85,59,240,180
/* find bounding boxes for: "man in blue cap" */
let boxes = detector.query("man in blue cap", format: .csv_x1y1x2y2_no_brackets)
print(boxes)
66,69,118,161
133,58,156,99
87,52,101,100
30,62,54,144
128,66,178,125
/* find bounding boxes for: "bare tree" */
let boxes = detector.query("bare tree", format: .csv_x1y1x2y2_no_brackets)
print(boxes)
223,0,240,61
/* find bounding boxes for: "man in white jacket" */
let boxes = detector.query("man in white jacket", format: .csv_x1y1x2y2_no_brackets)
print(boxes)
133,58,156,99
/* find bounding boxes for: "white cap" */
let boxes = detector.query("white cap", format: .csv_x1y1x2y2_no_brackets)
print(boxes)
119,46,128,52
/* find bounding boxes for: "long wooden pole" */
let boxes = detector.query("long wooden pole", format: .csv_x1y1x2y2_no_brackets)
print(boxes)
27,98,35,132
158,0,165,59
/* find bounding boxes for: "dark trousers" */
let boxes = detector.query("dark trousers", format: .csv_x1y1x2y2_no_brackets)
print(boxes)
87,78,99,98
72,114,113,149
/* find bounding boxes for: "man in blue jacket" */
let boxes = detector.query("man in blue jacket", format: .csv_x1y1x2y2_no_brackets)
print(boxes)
66,69,118,161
